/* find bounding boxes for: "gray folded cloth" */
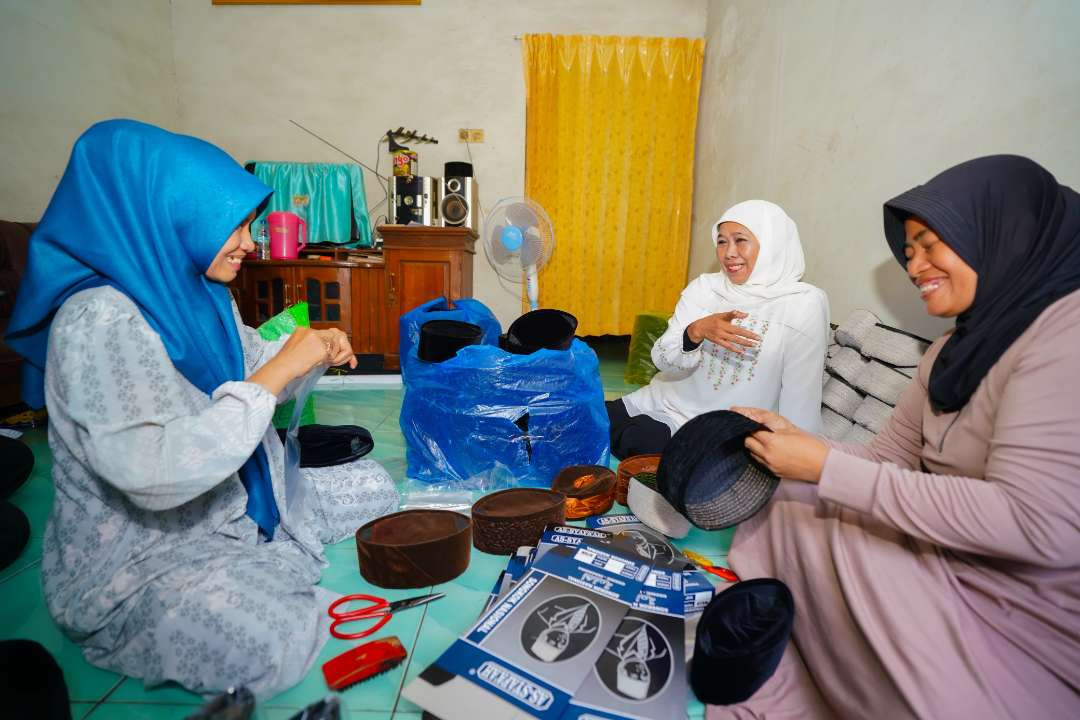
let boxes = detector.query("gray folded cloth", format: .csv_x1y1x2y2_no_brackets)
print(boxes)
834,309,879,350
822,376,863,418
861,324,930,366
627,476,691,539
820,407,854,441
855,361,912,406
841,423,876,444
853,395,893,433
825,346,870,386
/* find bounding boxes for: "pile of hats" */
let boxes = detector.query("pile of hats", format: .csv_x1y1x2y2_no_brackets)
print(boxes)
418,308,578,363
820,309,931,443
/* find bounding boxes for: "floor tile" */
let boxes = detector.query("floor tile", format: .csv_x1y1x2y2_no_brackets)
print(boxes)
0,534,42,582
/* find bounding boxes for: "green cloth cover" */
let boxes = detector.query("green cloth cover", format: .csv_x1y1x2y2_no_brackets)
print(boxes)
624,312,669,386
257,302,317,427
251,162,371,248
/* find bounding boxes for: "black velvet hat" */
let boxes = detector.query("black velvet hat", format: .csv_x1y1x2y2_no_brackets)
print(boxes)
657,409,778,529
0,436,34,499
504,309,578,354
690,578,795,706
0,639,72,719
418,320,484,363
276,424,374,468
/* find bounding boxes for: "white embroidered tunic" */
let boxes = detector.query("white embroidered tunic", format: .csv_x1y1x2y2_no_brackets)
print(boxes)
622,272,828,433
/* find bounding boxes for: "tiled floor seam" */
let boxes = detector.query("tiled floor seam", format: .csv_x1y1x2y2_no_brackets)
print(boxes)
389,585,434,718
79,676,126,718
0,557,41,584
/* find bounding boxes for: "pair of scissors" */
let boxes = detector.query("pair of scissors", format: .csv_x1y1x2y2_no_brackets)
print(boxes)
327,592,444,640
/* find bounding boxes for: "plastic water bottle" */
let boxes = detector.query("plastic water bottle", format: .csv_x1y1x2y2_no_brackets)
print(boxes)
254,219,271,260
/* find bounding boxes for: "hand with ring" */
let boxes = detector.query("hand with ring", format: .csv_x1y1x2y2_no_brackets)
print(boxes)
247,326,357,395
315,328,357,369
686,310,761,354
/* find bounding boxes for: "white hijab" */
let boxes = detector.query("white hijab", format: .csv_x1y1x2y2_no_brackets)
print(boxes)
709,199,815,303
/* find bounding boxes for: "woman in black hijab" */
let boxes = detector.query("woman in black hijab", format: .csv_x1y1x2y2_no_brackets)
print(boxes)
705,156,1080,718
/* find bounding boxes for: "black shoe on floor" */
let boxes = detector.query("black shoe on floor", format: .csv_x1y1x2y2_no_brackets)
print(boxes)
0,500,30,572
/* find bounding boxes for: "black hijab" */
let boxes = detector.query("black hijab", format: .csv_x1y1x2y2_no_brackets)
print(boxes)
883,155,1080,413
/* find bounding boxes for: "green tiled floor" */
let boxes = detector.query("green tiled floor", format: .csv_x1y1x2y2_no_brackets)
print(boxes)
1,341,729,718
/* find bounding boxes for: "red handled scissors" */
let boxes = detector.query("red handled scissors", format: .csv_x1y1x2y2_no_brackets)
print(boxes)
327,592,444,640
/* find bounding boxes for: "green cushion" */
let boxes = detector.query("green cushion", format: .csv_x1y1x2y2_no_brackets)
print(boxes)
625,313,669,386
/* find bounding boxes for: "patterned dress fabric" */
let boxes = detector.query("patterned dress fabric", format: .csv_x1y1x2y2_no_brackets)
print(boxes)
42,287,398,698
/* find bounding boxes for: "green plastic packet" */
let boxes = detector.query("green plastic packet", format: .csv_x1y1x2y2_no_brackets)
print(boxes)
624,312,669,386
257,302,317,427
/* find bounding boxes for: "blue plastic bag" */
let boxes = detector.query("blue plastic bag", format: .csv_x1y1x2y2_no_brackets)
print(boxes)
399,300,609,488
399,297,502,378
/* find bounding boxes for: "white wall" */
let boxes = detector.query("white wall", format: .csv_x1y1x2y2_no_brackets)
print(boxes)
0,0,178,219
170,0,705,327
693,0,1080,339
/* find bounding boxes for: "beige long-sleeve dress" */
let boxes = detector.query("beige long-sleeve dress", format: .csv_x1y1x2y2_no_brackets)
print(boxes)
710,289,1080,719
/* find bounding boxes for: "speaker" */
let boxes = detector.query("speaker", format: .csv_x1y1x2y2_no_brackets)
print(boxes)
440,163,479,233
389,176,439,225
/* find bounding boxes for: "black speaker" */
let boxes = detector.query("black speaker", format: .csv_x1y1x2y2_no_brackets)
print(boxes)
440,162,478,232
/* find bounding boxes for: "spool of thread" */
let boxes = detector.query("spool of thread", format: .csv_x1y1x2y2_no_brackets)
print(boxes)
551,465,617,519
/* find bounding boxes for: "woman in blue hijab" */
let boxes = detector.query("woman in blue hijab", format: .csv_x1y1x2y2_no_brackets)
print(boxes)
5,120,398,697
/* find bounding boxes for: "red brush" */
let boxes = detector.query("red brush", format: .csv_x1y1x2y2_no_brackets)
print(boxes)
321,636,407,691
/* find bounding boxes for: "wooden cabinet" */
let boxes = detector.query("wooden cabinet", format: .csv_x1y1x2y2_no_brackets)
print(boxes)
379,225,477,369
237,262,354,339
231,226,474,371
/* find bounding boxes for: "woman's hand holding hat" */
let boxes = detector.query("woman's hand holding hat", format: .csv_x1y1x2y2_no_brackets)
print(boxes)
732,407,828,483
687,311,761,354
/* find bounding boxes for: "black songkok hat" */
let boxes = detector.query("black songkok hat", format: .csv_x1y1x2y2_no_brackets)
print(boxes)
658,409,779,529
690,578,795,705
504,309,578,354
418,320,484,363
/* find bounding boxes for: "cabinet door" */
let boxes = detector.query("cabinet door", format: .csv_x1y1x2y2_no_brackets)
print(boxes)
352,265,385,355
239,266,294,327
384,249,457,367
296,266,352,339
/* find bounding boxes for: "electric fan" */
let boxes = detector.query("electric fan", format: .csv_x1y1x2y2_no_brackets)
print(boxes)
481,197,556,310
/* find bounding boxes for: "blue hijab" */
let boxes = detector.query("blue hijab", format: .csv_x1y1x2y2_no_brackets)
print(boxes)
5,119,280,536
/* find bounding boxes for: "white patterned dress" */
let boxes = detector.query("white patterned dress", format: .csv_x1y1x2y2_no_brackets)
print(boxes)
40,286,398,697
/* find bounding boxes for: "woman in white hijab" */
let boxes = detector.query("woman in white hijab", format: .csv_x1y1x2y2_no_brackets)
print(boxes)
608,200,830,459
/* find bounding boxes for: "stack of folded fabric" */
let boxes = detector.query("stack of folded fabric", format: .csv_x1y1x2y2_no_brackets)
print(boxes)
820,309,931,443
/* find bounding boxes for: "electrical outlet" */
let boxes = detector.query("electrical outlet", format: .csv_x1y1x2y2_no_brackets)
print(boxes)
458,128,485,143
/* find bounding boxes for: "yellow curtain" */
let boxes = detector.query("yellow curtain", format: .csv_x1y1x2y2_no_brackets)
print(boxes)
523,34,705,336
